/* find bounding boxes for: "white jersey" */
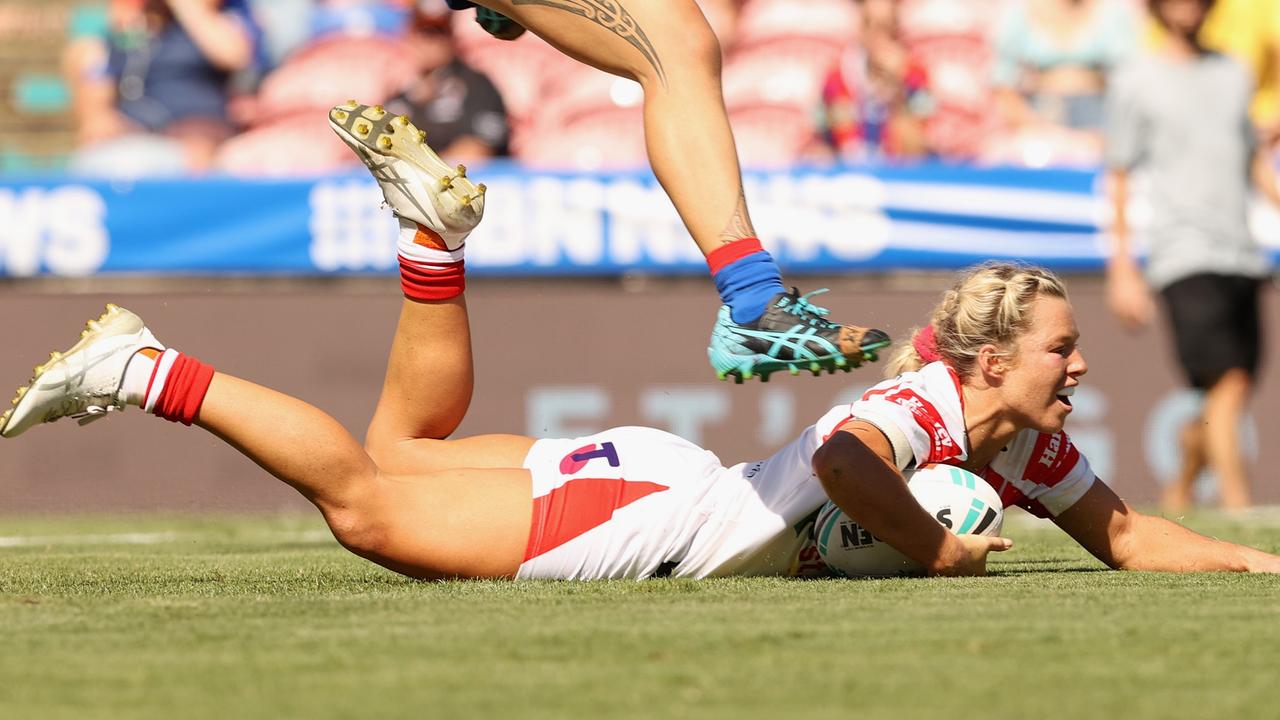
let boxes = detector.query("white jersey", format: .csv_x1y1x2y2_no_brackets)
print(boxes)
515,362,1097,581
844,361,1097,517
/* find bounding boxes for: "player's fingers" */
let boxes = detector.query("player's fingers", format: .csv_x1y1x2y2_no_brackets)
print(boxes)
986,536,1013,553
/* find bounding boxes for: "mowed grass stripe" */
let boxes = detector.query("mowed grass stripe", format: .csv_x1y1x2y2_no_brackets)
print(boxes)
1,513,1279,720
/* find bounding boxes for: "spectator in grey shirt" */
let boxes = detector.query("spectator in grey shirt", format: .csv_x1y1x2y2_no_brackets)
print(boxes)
1104,0,1280,510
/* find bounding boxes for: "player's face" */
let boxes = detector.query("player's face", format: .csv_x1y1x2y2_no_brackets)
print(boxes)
998,295,1088,435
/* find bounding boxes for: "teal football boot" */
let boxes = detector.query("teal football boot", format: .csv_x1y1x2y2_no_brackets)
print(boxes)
708,288,890,383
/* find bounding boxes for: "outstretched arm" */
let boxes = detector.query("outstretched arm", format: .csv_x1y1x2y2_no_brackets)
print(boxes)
811,421,1011,576
1054,481,1280,572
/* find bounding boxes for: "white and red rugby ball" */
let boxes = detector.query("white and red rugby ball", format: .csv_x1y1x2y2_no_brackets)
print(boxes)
814,463,1004,578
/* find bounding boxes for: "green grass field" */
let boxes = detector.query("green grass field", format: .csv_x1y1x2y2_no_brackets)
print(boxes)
3,511,1280,720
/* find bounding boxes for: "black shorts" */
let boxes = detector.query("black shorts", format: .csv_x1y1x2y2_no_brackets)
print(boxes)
1160,273,1266,389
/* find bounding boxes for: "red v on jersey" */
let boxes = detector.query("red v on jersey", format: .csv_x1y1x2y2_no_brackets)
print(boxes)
524,478,669,561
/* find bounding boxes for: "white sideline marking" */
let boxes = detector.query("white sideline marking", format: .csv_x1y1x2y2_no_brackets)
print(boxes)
0,529,332,548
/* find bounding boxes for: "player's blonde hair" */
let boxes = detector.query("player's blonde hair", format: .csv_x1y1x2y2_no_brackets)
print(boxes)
884,262,1069,379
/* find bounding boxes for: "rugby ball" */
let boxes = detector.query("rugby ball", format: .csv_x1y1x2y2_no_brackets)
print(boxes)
814,464,1004,578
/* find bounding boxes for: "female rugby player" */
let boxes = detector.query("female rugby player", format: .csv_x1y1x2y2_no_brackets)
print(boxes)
4,110,1278,578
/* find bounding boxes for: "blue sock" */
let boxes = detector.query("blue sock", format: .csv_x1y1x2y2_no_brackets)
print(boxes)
713,251,786,325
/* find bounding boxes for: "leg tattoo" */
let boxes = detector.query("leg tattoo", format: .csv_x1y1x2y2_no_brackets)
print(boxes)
512,0,667,86
718,188,756,245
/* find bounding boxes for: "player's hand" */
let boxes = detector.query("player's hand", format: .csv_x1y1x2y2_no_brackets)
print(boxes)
928,534,1013,577
1243,548,1280,573
1106,259,1155,330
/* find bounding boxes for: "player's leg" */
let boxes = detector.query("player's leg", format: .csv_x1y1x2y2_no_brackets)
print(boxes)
1163,416,1205,511
200,373,532,578
462,0,891,381
364,296,535,474
1202,368,1254,509
475,0,740,255
326,102,534,473
0,306,532,579
1159,275,1260,509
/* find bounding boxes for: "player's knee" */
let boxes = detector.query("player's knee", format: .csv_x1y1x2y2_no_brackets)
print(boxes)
681,24,722,78
323,503,390,559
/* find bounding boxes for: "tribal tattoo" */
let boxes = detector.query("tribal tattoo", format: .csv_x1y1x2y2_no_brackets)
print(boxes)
718,188,756,244
511,0,667,87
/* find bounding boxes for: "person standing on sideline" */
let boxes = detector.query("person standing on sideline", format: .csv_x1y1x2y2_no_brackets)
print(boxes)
1105,0,1280,509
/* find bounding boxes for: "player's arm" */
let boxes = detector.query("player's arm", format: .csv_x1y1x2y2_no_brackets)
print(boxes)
1251,145,1280,208
1053,481,1280,572
1104,167,1155,329
811,420,1011,576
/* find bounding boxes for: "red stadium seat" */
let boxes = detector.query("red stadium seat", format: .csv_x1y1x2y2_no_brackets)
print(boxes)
250,35,416,124
517,102,647,170
735,0,860,48
458,36,574,125
213,112,356,176
724,39,841,110
727,102,816,169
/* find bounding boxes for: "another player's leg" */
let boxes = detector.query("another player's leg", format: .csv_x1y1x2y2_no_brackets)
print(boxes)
1163,416,1206,512
463,0,890,381
1202,368,1254,509
326,101,535,473
0,306,532,579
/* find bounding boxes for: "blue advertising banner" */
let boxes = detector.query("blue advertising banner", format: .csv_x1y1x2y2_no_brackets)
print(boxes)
1,163,1277,277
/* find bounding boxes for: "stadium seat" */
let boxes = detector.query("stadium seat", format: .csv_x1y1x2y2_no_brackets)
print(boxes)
723,39,841,110
213,112,355,176
727,102,815,169
516,69,647,172
457,35,573,125
248,35,416,125
512,64,646,161
735,0,859,48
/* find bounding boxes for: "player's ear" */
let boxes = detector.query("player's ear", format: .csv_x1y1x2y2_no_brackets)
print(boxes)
976,343,1008,382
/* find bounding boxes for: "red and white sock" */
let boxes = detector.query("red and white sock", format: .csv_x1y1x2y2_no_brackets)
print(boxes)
397,217,465,301
139,349,216,425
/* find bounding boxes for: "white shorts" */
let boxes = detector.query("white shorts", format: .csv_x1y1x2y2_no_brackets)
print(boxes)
515,426,727,580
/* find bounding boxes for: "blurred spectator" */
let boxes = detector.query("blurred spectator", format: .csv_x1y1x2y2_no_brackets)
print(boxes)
64,0,262,175
1198,0,1280,143
308,0,411,40
383,0,509,161
246,0,315,65
1105,0,1280,510
990,0,1135,152
816,0,936,161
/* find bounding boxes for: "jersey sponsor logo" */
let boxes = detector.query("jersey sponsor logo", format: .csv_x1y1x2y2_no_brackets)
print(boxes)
523,478,669,561
1028,432,1079,486
559,441,621,475
1038,433,1063,468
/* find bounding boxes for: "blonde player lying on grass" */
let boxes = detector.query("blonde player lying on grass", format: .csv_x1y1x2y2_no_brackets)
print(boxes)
4,107,1279,579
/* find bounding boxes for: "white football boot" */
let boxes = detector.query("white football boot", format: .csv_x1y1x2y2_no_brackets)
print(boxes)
328,100,485,250
0,304,163,439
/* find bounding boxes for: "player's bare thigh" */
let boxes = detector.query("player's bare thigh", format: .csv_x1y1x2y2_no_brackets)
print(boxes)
472,0,716,88
366,433,537,476
347,466,534,580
